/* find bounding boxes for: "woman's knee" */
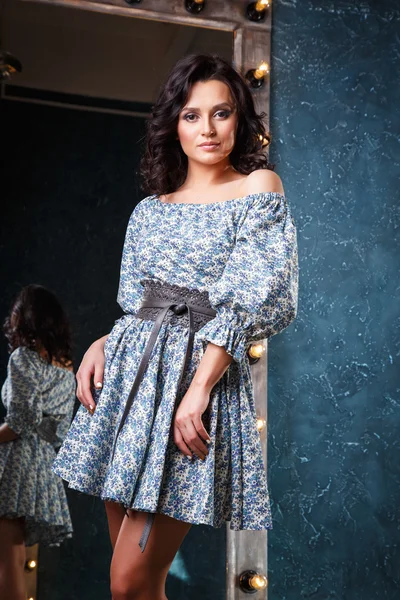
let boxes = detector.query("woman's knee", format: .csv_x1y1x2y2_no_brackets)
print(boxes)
110,570,161,600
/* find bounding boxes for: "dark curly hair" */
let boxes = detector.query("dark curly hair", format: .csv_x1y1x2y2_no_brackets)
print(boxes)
140,53,274,195
3,284,73,367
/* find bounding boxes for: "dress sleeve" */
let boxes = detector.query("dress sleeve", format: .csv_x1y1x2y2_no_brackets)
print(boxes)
4,347,43,435
117,200,146,313
197,191,299,363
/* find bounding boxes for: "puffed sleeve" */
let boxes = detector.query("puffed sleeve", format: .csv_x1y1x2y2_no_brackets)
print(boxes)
197,191,299,363
4,347,43,435
117,200,146,313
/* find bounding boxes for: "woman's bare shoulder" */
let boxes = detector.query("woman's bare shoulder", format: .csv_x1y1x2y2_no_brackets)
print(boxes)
244,169,285,196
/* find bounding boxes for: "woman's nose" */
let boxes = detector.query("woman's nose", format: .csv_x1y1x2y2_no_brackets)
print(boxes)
202,119,214,135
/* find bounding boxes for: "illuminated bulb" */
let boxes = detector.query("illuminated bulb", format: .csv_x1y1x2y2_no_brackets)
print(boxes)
245,61,270,89
249,573,268,590
256,417,266,432
257,132,271,147
0,50,22,82
262,133,272,147
253,61,270,80
25,559,37,571
239,570,268,592
255,0,270,10
246,1,271,22
248,343,265,359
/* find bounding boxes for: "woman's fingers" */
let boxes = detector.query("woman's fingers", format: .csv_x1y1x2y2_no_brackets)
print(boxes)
193,415,211,446
75,340,106,415
173,424,193,458
181,420,209,459
76,367,95,413
93,362,104,391
81,369,96,412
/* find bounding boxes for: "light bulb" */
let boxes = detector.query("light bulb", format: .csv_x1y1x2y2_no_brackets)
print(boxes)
253,61,270,80
256,417,266,432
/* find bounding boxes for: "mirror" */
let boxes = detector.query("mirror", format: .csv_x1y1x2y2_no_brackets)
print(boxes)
0,1,234,598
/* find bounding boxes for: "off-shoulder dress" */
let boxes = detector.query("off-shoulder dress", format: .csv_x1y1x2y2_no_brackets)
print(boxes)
53,191,298,532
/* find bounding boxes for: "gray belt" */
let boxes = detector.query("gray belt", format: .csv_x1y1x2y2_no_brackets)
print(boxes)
111,279,216,553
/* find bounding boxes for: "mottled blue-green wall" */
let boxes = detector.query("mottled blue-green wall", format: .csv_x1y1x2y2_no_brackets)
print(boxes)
268,1,399,598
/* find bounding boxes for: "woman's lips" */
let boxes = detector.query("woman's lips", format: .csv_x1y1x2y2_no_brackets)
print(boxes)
199,143,220,151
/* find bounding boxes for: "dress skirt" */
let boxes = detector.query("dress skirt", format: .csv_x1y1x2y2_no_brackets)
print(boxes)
53,316,272,530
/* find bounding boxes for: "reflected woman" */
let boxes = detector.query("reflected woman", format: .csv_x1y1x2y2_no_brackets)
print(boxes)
0,285,76,600
53,54,299,600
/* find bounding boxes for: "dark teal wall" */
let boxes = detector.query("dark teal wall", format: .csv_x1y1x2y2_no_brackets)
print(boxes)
268,1,399,598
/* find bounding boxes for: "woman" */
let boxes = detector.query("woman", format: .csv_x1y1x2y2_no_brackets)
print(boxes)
0,284,76,600
53,54,299,599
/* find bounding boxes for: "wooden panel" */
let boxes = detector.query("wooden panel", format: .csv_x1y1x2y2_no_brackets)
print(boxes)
25,543,39,600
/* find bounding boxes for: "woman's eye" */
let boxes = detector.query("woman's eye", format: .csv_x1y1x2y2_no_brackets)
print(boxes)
216,110,231,118
183,110,231,121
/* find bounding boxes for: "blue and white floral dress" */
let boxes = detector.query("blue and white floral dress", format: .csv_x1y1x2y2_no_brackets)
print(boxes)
53,191,298,532
0,346,76,545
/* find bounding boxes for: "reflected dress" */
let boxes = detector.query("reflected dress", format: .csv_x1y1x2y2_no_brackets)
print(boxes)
0,347,76,545
53,191,298,532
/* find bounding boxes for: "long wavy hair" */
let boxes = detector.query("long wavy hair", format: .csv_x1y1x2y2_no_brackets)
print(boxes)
3,284,73,367
140,53,274,195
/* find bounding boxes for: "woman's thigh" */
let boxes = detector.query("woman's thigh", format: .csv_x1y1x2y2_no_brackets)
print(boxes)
111,510,192,600
104,501,126,549
0,518,26,600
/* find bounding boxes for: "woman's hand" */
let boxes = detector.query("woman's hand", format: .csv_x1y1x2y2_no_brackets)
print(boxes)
0,423,19,443
76,335,108,413
173,381,211,460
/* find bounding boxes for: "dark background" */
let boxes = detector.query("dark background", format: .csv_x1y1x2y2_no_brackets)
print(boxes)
1,0,399,598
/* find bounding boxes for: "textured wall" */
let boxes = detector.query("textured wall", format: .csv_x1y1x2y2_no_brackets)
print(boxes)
268,1,399,598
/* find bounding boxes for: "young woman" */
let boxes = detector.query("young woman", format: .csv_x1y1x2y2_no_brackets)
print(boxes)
0,284,76,600
53,53,299,600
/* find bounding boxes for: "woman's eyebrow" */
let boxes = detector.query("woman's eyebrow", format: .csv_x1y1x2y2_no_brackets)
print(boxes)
182,103,233,111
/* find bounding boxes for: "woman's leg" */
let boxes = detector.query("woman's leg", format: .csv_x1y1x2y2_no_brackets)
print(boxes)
104,501,126,549
0,518,26,600
110,510,192,600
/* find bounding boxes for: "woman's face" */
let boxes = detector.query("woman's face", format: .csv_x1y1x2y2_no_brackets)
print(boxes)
176,79,238,165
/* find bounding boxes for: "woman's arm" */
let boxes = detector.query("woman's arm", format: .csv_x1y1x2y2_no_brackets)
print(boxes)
0,423,19,443
76,334,109,412
173,342,232,460
173,177,298,461
191,342,233,392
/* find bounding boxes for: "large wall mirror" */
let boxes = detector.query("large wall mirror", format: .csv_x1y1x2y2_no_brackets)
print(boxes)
0,1,272,598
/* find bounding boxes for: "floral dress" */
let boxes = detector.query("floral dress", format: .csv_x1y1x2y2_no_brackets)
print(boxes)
53,191,298,532
0,346,76,545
